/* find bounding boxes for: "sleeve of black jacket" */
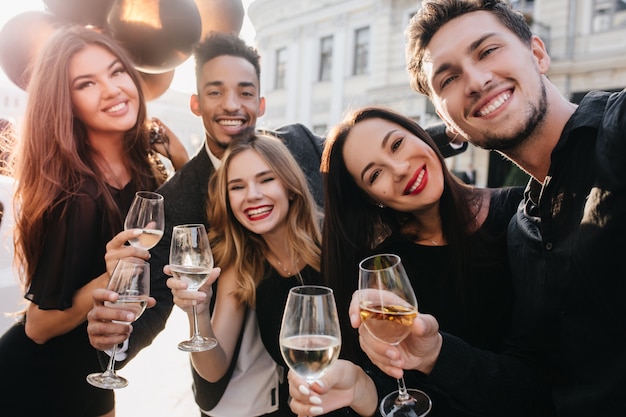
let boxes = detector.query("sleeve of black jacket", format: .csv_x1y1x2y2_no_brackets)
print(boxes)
265,123,325,209
426,123,468,158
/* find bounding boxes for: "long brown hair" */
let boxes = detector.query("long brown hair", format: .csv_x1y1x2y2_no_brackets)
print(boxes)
208,132,322,307
14,25,162,288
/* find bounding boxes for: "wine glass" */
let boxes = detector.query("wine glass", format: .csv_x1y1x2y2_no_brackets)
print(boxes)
169,224,217,352
124,191,165,250
358,253,432,417
279,285,341,384
87,257,150,389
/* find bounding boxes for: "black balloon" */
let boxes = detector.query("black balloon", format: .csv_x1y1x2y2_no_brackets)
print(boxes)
0,11,61,90
44,0,115,27
140,69,175,101
194,0,245,39
106,0,202,74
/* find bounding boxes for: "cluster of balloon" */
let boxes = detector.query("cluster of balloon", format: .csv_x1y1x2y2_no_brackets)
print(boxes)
0,0,209,100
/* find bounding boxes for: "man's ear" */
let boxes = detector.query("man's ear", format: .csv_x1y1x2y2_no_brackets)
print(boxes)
531,35,550,75
190,94,201,117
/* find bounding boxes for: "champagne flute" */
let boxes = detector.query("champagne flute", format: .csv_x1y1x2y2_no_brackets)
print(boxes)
124,191,165,250
279,285,341,384
87,257,150,389
358,253,432,417
169,224,217,352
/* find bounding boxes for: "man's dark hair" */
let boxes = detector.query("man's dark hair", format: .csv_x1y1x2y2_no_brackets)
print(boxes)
193,31,261,89
406,0,532,96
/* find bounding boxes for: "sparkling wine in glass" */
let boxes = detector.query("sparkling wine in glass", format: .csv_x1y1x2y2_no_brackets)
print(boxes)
87,257,150,389
169,224,217,352
358,253,432,417
124,191,165,250
279,285,341,384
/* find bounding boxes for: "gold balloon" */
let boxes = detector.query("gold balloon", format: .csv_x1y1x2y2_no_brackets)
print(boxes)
43,0,115,28
0,11,61,90
193,0,245,39
140,69,175,101
106,0,202,74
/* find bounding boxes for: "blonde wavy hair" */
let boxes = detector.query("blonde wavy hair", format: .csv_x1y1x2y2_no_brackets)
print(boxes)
208,132,322,307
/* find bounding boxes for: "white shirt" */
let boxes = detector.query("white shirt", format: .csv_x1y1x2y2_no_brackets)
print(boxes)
204,308,280,417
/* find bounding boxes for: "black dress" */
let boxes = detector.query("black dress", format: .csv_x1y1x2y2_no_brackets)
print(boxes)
256,264,364,417
357,187,524,417
255,264,319,417
0,180,135,417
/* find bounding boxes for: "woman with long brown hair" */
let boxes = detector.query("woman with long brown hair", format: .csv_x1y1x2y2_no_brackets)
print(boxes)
0,25,181,417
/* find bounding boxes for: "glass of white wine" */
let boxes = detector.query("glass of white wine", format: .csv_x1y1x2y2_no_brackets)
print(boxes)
124,191,165,250
86,257,150,389
358,253,432,417
169,224,217,352
279,285,341,384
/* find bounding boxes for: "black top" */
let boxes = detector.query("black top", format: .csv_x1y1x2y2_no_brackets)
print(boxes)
0,179,135,416
431,90,626,417
351,187,525,417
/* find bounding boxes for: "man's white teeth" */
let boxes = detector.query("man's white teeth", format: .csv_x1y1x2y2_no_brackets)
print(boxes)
107,102,126,112
219,120,243,127
479,92,510,116
408,169,425,194
247,206,271,216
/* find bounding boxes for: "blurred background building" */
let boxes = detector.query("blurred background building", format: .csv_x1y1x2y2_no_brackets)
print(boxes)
0,0,625,186
248,0,626,186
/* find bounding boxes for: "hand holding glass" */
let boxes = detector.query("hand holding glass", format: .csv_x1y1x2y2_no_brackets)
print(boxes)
279,285,341,384
86,257,150,389
124,191,165,250
358,253,432,417
169,224,217,352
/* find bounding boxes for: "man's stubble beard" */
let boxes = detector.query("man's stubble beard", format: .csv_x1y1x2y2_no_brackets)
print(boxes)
480,79,548,153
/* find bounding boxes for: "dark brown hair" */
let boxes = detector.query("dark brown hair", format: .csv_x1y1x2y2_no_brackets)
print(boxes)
405,0,532,96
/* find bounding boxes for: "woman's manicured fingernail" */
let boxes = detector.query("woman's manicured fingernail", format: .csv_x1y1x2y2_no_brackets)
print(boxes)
309,395,322,405
298,384,310,395
310,406,324,415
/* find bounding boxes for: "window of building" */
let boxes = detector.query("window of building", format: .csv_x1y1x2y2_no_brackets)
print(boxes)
353,26,369,76
275,47,287,90
592,0,626,32
318,36,333,82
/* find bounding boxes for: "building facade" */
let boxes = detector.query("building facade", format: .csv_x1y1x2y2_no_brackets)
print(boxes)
248,0,626,186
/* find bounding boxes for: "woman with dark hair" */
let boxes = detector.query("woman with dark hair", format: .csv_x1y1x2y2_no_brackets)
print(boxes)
287,106,524,417
0,25,185,417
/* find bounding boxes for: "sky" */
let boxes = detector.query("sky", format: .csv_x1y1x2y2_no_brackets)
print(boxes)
0,0,256,94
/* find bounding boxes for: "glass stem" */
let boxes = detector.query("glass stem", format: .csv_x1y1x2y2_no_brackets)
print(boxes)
191,304,201,338
396,377,411,402
104,344,118,376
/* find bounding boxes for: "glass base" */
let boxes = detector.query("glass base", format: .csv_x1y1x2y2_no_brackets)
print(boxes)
86,371,129,390
380,389,432,417
177,336,218,352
